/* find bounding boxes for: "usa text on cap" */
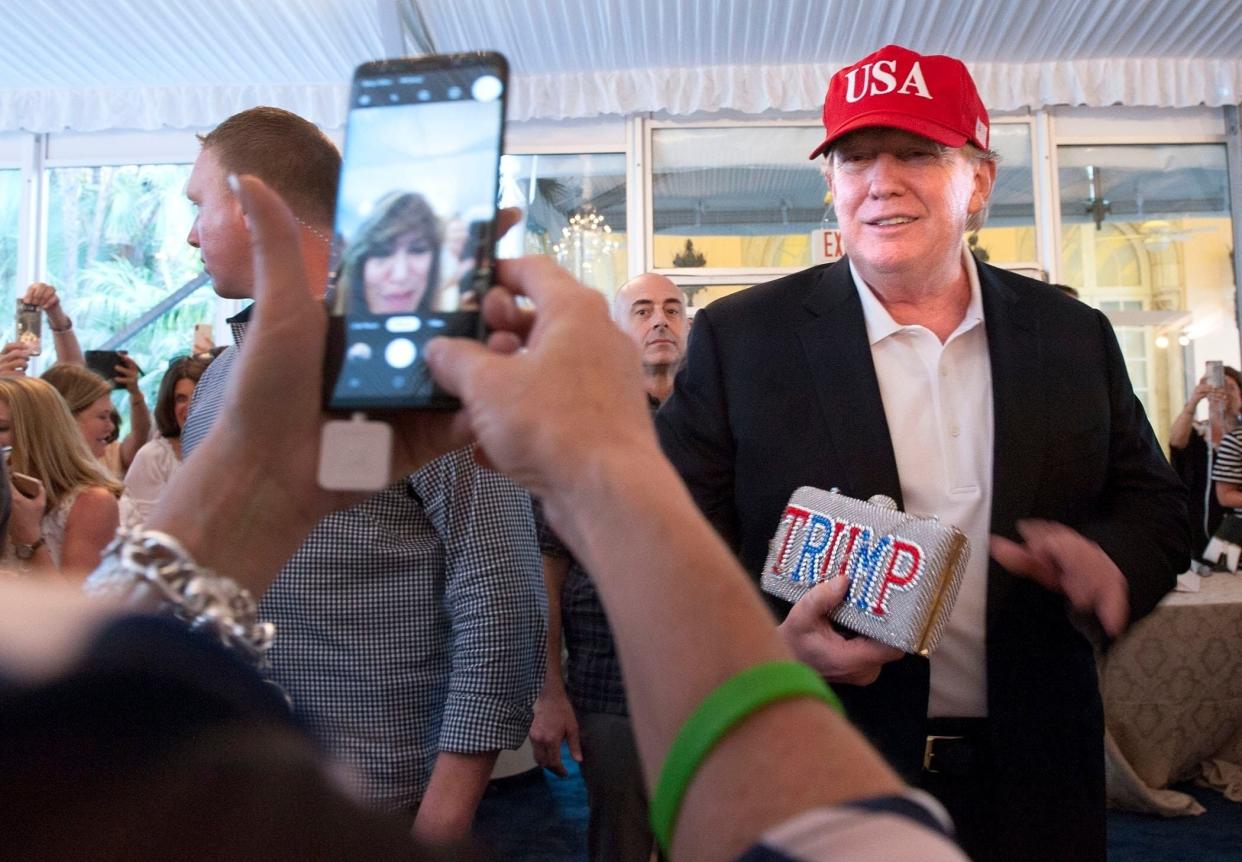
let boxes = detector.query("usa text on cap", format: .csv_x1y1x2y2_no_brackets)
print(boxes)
809,44,990,160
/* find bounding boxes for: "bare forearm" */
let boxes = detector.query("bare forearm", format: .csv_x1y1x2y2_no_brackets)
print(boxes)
1216,481,1242,508
412,750,497,844
146,427,325,596
541,555,568,692
543,447,901,860
120,395,152,468
1167,405,1196,450
546,452,785,755
52,328,84,366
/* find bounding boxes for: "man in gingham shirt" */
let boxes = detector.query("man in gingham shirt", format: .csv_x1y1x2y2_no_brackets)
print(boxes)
180,108,545,841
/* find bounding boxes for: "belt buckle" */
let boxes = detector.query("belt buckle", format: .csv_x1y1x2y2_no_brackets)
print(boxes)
923,734,963,773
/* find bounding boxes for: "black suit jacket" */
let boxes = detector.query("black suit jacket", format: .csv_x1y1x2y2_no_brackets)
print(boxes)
657,258,1189,857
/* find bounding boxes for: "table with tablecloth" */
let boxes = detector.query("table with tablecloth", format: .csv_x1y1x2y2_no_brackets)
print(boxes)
1102,573,1242,816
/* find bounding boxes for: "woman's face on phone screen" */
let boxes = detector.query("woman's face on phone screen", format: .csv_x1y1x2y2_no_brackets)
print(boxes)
364,230,434,314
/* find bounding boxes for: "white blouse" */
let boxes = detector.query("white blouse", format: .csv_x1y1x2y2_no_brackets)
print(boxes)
121,437,180,529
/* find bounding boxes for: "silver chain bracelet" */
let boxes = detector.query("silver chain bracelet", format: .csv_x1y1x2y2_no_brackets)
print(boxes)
83,528,275,666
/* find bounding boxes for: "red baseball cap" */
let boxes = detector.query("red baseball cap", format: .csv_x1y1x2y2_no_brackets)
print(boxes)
809,44,989,159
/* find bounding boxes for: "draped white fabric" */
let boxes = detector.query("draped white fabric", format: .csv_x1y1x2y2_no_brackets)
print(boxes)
0,85,352,134
504,58,1242,122
1,0,1240,132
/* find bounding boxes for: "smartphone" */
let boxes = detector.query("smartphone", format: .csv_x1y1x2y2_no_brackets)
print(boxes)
1207,360,1225,389
323,52,508,412
15,301,41,357
10,471,42,500
85,349,141,390
192,323,214,356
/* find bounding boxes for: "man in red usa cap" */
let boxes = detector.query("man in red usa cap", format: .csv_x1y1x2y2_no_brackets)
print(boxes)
657,44,1188,862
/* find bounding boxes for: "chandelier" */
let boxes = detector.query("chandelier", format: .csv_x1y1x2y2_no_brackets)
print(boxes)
552,206,620,284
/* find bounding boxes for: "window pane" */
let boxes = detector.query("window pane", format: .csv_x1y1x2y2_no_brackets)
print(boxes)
651,126,825,270
1057,144,1238,445
970,124,1036,265
108,279,217,439
42,164,211,412
0,169,19,311
685,283,751,306
499,153,627,296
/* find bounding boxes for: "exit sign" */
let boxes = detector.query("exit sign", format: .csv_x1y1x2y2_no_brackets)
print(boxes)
810,228,845,264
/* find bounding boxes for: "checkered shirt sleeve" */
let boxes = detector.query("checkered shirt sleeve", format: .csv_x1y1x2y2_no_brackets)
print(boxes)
410,449,547,754
179,342,238,459
531,499,629,716
178,315,546,808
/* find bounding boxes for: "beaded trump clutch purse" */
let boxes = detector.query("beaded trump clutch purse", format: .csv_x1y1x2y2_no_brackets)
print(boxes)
760,487,970,656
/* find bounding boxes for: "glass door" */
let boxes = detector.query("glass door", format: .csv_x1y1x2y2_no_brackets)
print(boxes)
1058,144,1238,444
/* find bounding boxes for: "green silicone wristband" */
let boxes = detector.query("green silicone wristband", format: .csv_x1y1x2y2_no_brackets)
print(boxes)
648,660,844,855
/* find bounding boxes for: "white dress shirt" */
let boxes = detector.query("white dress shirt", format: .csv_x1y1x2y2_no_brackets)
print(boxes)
851,244,994,717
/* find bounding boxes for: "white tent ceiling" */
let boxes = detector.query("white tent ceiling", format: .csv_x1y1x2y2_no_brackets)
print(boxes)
1,0,1241,132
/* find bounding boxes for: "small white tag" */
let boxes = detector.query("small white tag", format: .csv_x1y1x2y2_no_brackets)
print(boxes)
318,417,393,491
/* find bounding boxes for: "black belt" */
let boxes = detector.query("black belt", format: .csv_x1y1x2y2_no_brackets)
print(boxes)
923,717,989,777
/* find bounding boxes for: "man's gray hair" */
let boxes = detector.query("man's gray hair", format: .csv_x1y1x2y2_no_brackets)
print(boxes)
962,143,1000,233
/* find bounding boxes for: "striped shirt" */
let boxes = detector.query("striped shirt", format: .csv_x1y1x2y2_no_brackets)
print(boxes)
1211,427,1242,511
181,305,546,809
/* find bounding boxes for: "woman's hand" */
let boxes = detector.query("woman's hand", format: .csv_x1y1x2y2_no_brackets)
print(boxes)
8,475,46,546
0,342,34,377
22,282,72,332
114,354,142,395
1185,377,1214,413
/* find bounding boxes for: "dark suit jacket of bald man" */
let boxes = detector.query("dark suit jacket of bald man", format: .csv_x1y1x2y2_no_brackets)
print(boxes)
656,257,1189,862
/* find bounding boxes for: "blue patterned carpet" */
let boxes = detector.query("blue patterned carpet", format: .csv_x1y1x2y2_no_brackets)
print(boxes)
474,747,1241,861
1107,783,1242,862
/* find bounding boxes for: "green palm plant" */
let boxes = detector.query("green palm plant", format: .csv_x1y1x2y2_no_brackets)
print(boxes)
41,163,209,436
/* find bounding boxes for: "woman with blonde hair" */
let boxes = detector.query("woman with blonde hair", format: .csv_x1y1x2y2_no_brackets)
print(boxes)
0,376,121,578
42,359,150,478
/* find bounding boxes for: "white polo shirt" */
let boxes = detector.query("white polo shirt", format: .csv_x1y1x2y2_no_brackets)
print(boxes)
851,245,994,718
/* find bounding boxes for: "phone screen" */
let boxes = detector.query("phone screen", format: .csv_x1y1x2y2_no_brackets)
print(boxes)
1207,360,1225,390
324,53,507,411
16,301,41,357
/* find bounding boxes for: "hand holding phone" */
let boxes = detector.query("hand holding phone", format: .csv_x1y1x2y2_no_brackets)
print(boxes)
112,352,143,393
7,471,46,548
85,350,143,391
10,471,43,500
0,341,35,377
1207,360,1225,390
192,323,214,356
1206,360,1229,445
323,52,508,413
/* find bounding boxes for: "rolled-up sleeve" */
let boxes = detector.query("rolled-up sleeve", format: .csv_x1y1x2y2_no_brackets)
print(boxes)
414,448,547,753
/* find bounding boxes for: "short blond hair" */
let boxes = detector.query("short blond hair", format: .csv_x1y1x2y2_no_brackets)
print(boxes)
41,363,111,414
0,377,122,508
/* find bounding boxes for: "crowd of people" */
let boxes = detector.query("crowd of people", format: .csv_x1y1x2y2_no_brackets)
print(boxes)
0,279,219,560
1,42,1220,862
